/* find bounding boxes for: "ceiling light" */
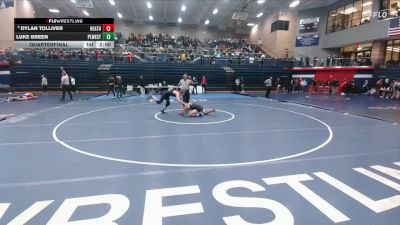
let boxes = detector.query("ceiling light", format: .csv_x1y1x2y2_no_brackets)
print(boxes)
212,8,218,14
117,12,123,18
109,0,115,6
256,12,263,17
49,9,60,13
205,19,210,25
178,17,182,23
257,0,265,4
247,23,255,26
147,1,152,9
362,1,372,6
70,0,76,3
289,0,300,8
82,10,89,16
345,7,357,14
149,15,153,20
181,5,186,12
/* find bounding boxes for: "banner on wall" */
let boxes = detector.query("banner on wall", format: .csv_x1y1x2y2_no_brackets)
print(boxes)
299,17,320,34
295,34,320,47
0,0,14,9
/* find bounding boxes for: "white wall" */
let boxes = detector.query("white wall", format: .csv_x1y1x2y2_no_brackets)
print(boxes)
249,13,297,58
15,0,34,18
0,0,34,49
0,6,15,49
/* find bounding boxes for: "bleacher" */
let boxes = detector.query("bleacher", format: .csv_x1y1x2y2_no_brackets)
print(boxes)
9,58,293,91
374,66,400,80
9,60,229,91
229,65,291,90
10,60,101,91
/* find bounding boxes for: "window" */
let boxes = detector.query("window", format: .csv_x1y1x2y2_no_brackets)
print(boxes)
385,39,400,66
380,0,400,18
351,1,362,27
336,6,346,30
271,20,289,32
327,0,375,34
362,1,372,23
327,10,336,33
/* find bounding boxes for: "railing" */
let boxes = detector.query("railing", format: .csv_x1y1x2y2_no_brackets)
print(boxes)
292,57,372,67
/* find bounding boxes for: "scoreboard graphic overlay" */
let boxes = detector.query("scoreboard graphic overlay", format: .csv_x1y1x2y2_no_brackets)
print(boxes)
14,18,114,49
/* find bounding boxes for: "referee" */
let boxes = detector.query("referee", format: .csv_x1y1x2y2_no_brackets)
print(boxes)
178,74,192,103
60,67,73,101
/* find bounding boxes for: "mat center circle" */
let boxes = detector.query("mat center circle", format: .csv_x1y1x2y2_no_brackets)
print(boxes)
52,102,333,167
154,109,235,125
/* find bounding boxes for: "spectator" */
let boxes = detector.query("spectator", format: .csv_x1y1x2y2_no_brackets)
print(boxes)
115,76,123,98
201,76,208,94
305,56,310,67
41,74,48,94
311,79,317,93
106,76,115,97
138,75,145,96
393,79,400,100
326,55,331,67
70,77,77,93
300,78,308,93
192,77,198,94
264,76,272,98
361,80,369,94
276,78,282,92
235,77,240,93
181,52,187,63
240,77,245,93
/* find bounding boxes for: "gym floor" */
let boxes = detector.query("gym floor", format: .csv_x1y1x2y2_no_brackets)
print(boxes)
0,92,399,225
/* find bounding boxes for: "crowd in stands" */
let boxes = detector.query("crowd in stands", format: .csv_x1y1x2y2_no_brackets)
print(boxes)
0,31,379,68
233,76,400,101
368,78,400,100
125,33,202,50
295,55,372,67
123,32,257,53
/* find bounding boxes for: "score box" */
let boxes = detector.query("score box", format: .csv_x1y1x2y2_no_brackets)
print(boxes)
83,41,96,48
96,41,114,49
102,24,114,32
102,32,115,41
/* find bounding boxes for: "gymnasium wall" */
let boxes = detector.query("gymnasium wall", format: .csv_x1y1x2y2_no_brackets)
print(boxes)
293,8,340,59
248,13,297,58
0,0,34,49
295,0,390,59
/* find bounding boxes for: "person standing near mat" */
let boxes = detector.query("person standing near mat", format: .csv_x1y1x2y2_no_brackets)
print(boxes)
178,74,191,103
264,76,272,98
41,74,48,94
70,76,77,94
138,75,145,96
191,77,198,95
106,76,115,97
151,89,187,113
201,76,208,94
115,76,123,98
60,67,73,101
